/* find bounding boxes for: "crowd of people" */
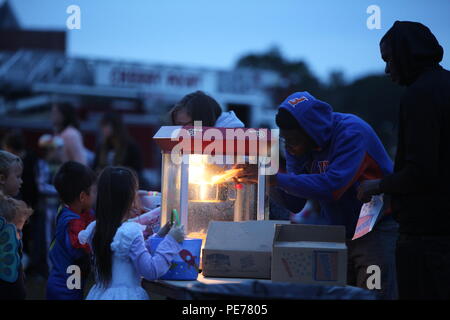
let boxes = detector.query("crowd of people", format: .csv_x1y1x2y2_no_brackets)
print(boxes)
0,21,449,300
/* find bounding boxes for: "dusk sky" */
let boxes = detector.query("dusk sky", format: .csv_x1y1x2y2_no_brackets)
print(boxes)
7,0,450,82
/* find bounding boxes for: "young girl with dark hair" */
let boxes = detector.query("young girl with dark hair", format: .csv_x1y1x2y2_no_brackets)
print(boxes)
79,166,184,300
170,90,244,128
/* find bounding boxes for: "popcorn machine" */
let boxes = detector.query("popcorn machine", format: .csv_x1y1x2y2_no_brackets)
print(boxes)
153,126,275,243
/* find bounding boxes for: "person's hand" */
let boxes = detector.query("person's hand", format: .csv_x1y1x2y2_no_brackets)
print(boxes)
128,190,150,219
143,225,153,239
232,164,278,186
357,179,382,203
157,221,173,237
233,164,258,184
168,224,185,243
129,205,148,219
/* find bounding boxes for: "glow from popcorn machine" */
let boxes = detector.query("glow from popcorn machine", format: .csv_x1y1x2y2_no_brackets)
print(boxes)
153,126,272,256
188,155,213,202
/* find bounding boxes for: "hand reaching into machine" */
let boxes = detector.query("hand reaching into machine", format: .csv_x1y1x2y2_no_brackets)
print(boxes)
232,164,258,184
232,164,277,186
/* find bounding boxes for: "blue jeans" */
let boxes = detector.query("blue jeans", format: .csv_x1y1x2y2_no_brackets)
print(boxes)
346,216,399,300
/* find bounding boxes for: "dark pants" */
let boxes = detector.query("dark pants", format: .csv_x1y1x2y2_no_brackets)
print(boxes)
396,234,450,300
346,216,399,300
25,207,49,277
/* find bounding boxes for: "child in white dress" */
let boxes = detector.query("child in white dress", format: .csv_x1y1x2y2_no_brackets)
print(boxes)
79,166,184,300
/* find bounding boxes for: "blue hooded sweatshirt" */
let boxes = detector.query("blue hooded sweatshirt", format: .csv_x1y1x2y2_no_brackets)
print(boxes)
275,92,394,238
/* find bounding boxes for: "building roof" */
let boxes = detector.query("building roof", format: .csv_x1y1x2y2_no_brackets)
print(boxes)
0,0,20,30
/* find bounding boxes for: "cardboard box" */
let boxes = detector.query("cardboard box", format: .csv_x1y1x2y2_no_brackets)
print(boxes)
202,220,289,279
271,224,347,286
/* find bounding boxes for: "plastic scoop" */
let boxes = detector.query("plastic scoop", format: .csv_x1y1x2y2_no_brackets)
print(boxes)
172,209,181,226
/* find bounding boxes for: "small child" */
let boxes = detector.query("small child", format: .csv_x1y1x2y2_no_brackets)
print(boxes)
79,166,184,300
46,161,96,300
0,194,33,300
0,150,23,197
0,195,34,239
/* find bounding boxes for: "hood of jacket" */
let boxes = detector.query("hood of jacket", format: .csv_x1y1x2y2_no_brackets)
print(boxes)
381,21,444,85
278,91,334,148
214,110,245,128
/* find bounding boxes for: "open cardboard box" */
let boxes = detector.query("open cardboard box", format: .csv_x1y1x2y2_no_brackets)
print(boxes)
271,224,347,286
202,221,347,285
202,220,289,279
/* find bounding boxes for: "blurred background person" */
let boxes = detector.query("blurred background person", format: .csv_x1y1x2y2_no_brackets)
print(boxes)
36,135,61,276
93,111,150,190
51,102,90,166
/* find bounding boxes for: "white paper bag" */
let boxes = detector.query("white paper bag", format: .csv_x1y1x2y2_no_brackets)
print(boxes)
352,194,384,240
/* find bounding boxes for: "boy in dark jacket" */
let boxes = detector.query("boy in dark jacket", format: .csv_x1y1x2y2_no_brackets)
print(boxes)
358,21,450,299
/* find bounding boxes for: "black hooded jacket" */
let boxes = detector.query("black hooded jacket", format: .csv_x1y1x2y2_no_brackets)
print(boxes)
379,21,450,236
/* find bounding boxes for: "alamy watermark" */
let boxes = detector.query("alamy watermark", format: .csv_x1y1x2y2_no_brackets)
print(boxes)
64,6,382,33
66,265,81,290
66,5,81,30
366,5,381,30
169,121,280,176
366,265,382,290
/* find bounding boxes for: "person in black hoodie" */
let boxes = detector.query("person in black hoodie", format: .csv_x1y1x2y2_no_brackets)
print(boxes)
358,21,450,299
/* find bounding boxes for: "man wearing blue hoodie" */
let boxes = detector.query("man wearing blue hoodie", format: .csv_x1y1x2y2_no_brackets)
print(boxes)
237,91,398,299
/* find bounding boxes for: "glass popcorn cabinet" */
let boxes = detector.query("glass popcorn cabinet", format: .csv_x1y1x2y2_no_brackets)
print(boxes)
153,126,276,244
